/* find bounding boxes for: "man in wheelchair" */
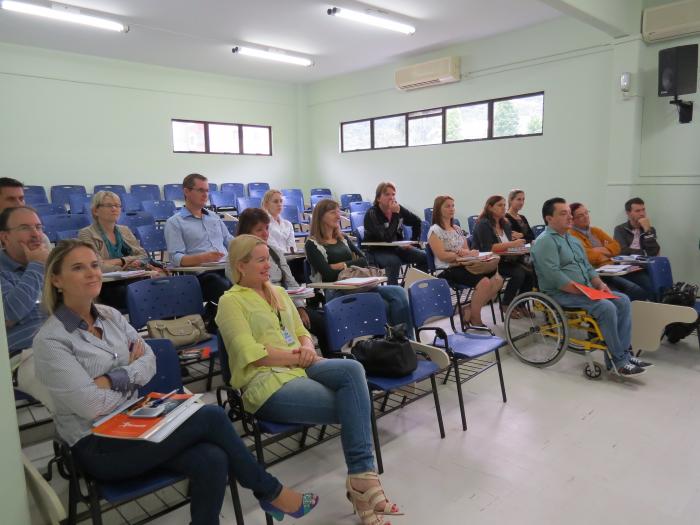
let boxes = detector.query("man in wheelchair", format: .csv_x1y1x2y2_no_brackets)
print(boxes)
530,198,652,376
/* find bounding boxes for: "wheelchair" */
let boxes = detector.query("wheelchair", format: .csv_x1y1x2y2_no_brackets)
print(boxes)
503,291,617,379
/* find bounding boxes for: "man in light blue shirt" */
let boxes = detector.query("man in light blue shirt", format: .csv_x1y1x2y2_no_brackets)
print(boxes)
531,197,650,377
164,174,233,306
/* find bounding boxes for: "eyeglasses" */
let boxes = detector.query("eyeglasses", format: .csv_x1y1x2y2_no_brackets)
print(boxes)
4,224,44,233
188,188,209,194
98,203,122,209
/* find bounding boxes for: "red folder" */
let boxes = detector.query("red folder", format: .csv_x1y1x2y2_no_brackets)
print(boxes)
573,283,617,300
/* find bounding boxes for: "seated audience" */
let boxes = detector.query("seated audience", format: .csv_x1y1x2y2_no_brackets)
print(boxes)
531,198,651,375
472,195,534,317
0,206,49,356
569,202,651,301
306,199,414,335
505,189,535,243
262,189,296,254
428,195,503,327
217,234,398,525
363,181,427,285
613,197,660,256
33,240,317,525
235,208,329,355
164,173,233,318
0,177,51,247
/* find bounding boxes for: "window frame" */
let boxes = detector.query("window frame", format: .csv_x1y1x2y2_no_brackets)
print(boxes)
339,91,544,153
172,118,272,156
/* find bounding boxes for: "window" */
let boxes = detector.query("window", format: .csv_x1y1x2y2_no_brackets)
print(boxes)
172,119,272,155
339,91,543,152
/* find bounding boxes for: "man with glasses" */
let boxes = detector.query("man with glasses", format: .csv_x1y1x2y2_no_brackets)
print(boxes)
0,206,49,356
165,174,233,324
0,177,51,248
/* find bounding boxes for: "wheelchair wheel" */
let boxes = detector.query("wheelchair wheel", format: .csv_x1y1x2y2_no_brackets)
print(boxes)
505,292,569,367
584,362,603,379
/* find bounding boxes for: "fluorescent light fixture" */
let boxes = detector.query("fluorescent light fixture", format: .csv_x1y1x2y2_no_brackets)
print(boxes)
0,0,128,32
327,6,415,35
232,45,313,67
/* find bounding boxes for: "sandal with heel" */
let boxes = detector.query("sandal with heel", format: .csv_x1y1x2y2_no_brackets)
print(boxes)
260,492,318,521
346,472,402,522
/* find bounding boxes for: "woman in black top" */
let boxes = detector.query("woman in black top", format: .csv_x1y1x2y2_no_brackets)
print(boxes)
472,195,534,318
505,189,535,243
362,181,427,285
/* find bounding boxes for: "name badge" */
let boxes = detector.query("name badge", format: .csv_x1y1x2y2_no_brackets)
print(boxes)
282,327,295,345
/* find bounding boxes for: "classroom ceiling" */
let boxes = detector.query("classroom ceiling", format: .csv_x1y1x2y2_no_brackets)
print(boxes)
0,0,561,83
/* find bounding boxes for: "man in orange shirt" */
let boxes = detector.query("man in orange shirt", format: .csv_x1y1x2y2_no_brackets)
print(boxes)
569,203,651,301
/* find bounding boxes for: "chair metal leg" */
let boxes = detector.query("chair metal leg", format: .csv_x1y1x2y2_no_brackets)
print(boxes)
490,300,497,324
228,477,245,525
442,365,451,385
368,390,384,474
452,359,467,431
429,375,446,439
206,354,215,391
495,349,507,403
253,427,265,465
87,481,103,525
299,427,309,449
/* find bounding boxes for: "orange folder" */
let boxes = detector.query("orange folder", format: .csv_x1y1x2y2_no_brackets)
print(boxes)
573,283,618,300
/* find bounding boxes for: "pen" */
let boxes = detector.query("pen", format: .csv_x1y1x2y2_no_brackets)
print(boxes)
150,389,178,407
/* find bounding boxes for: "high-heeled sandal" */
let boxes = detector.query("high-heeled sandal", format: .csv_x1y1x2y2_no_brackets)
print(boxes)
347,472,402,519
260,492,319,522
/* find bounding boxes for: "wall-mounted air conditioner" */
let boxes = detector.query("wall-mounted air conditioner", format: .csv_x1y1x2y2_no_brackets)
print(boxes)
395,56,461,91
643,0,700,43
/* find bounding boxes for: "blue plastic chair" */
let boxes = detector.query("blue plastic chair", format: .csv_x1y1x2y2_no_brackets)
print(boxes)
247,182,270,194
420,220,430,243
210,191,239,211
23,185,48,205
33,203,67,218
280,205,308,238
310,187,331,196
223,220,237,236
118,211,155,230
208,183,218,193
221,183,246,200
467,215,479,234
532,224,546,238
237,197,261,214
94,184,127,194
409,278,507,431
340,193,363,209
248,187,267,200
646,256,676,302
126,275,219,390
324,293,445,473
50,185,86,207
141,200,176,222
353,226,365,243
349,201,372,213
130,184,161,202
135,224,167,259
309,194,330,209
424,208,433,223
281,189,305,213
56,229,80,241
350,211,366,232
68,194,92,214
163,183,184,202
120,193,144,212
42,214,90,242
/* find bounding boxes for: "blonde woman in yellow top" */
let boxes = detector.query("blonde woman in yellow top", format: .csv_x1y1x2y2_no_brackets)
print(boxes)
216,235,400,525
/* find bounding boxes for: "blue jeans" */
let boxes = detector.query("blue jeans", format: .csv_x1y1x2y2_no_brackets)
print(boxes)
255,359,376,475
550,291,632,367
602,272,652,301
327,285,414,337
73,405,281,525
369,247,428,285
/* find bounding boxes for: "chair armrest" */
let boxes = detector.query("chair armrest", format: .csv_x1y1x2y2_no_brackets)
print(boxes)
410,340,450,369
415,326,449,348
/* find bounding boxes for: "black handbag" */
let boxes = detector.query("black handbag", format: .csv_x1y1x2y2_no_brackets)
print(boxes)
351,324,418,377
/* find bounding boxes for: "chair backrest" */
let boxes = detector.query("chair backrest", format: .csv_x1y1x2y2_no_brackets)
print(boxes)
208,183,218,192
281,205,301,225
216,332,233,385
121,193,144,212
420,220,430,243
210,191,238,210
281,189,305,211
354,225,365,243
223,220,237,236
139,339,184,395
247,182,270,194
237,197,261,213
403,225,413,240
135,224,167,254
130,184,161,201
467,215,478,233
56,229,80,241
23,186,48,205
310,194,329,208
221,183,246,199
34,203,67,217
408,278,454,327
248,187,267,200
42,214,90,242
532,224,546,238
118,211,155,229
68,194,92,214
350,211,366,231
163,183,184,202
349,201,372,213
50,185,86,207
647,256,674,301
423,242,437,273
141,200,176,221
94,184,127,194
310,187,332,196
324,293,387,352
424,208,433,223
340,193,363,209
126,275,204,329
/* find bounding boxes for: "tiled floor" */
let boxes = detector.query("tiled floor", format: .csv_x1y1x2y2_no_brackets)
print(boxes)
22,319,700,524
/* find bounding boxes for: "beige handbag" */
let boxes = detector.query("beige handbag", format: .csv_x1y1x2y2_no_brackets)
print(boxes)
461,256,500,276
147,314,212,348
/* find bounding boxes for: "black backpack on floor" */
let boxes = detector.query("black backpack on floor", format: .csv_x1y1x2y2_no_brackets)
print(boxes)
661,282,699,343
